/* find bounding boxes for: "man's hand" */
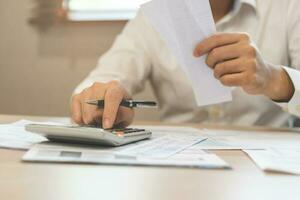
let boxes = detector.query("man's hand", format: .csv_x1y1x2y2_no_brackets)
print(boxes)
194,33,294,102
71,81,134,129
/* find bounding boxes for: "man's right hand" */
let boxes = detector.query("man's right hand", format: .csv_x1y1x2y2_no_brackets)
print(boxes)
71,81,134,129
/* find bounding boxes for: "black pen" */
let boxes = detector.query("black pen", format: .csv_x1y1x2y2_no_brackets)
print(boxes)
85,100,157,108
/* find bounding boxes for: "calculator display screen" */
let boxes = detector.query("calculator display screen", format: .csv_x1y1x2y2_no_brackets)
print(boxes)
60,151,82,158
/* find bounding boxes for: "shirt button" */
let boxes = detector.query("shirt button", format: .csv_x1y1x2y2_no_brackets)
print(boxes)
208,105,223,121
296,105,300,112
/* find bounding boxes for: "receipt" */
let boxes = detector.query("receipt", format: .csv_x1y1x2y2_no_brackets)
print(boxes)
141,0,232,106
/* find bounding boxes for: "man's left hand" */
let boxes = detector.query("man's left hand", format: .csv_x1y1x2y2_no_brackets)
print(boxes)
194,33,294,102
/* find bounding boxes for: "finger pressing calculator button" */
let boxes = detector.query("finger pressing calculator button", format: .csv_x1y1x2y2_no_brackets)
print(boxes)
114,131,124,137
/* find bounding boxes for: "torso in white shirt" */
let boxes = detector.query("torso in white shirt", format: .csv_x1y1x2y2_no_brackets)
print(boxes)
148,0,291,126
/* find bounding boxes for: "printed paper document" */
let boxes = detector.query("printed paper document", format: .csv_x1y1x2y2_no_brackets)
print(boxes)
117,134,207,158
23,141,230,169
0,120,52,150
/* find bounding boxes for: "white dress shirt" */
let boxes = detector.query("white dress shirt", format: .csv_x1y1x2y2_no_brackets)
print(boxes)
74,0,300,127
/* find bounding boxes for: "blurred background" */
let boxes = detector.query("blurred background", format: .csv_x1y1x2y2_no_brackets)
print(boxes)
0,0,159,121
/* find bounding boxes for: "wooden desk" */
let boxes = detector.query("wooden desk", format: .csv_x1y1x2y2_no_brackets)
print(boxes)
0,115,300,200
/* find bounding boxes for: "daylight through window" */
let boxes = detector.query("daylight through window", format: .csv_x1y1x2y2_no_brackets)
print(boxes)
65,0,149,21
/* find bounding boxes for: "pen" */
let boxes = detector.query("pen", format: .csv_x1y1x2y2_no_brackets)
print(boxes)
85,100,157,108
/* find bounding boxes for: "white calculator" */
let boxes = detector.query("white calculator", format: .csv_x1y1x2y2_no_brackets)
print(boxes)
25,124,152,147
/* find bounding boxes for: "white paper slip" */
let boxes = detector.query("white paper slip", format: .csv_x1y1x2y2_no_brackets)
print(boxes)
23,142,230,169
196,129,300,150
141,0,232,106
244,148,300,175
0,120,65,150
117,134,207,158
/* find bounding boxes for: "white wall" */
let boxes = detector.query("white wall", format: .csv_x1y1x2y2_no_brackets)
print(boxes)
0,0,159,121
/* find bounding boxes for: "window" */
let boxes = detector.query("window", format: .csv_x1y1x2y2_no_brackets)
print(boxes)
65,0,149,21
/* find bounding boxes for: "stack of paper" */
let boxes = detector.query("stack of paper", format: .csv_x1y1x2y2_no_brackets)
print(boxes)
23,140,230,169
141,0,232,106
22,125,230,169
3,119,300,174
0,120,230,169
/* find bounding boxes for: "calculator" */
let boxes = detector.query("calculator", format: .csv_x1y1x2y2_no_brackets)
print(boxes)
25,124,152,147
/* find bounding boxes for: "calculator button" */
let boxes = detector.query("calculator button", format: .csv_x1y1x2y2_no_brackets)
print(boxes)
123,130,138,133
123,129,144,133
114,132,124,137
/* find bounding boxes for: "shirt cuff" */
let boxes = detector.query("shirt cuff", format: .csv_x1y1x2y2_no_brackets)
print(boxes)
277,67,300,117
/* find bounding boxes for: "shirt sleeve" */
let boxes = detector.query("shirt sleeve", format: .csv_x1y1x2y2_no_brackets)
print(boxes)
280,67,300,116
275,0,300,117
73,11,153,96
